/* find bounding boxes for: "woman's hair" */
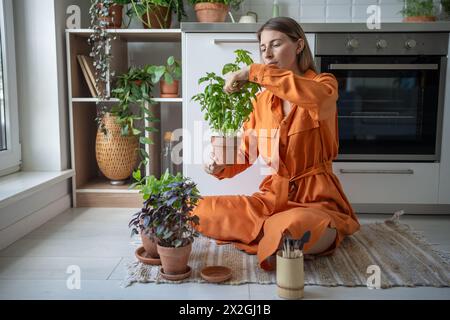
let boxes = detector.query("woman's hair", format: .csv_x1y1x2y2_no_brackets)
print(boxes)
257,17,317,73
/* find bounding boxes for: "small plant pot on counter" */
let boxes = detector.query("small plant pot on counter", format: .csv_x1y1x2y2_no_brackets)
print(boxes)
194,3,229,22
211,135,243,166
160,79,179,98
403,15,436,22
157,243,192,280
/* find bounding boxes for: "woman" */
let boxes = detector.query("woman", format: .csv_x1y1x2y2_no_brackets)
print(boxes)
194,17,360,271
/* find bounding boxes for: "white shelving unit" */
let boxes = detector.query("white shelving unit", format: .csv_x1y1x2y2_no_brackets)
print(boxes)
66,29,182,207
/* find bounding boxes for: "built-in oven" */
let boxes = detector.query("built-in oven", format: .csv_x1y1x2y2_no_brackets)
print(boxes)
315,33,448,161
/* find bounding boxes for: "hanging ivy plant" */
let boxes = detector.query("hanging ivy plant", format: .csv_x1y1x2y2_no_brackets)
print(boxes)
88,0,118,133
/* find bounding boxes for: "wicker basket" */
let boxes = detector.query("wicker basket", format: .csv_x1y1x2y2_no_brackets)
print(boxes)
95,114,139,184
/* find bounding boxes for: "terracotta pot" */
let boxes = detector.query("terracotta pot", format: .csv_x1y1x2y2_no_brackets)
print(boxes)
95,113,139,185
134,80,143,86
157,243,192,275
403,16,436,22
211,135,242,165
194,3,229,23
141,233,159,258
160,79,179,98
97,4,123,28
142,5,172,29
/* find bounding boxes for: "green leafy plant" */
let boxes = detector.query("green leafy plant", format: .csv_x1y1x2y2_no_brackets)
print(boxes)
150,56,181,85
128,0,186,28
188,0,244,11
399,0,435,17
191,49,260,136
129,170,201,248
111,65,160,168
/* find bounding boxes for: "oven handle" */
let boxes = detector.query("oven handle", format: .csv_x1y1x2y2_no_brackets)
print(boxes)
339,169,414,174
213,39,259,44
329,63,438,70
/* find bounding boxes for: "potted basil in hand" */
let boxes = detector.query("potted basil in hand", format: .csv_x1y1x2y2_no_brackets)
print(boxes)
191,49,260,165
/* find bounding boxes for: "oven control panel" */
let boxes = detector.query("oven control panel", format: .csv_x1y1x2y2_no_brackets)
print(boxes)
316,33,448,55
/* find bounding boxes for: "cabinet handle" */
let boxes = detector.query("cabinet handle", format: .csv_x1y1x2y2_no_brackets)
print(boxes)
213,39,258,44
339,169,414,174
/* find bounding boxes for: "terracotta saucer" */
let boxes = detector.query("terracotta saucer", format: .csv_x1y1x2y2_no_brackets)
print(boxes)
200,266,232,283
135,246,161,265
160,265,192,281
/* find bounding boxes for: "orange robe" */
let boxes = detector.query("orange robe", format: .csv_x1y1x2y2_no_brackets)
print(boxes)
194,64,360,270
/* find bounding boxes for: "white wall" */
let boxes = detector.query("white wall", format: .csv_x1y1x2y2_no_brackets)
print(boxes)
14,0,62,170
240,0,444,23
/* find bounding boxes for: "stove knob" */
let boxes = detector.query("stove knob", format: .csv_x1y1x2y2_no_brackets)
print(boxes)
347,38,359,49
376,39,387,49
405,39,417,49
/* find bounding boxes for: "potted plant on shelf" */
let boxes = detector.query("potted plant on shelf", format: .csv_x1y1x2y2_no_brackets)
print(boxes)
150,56,181,98
128,0,186,29
399,0,437,22
130,170,201,280
191,49,260,165
111,65,160,172
189,0,244,22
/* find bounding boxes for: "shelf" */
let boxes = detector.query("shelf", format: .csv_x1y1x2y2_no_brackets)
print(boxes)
77,178,139,193
72,97,183,103
66,29,181,42
76,178,143,208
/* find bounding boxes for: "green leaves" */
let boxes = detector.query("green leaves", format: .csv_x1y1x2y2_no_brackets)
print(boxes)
128,171,202,248
400,0,435,17
191,49,261,135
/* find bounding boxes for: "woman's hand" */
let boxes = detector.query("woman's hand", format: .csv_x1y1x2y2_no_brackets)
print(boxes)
203,152,226,176
223,66,250,94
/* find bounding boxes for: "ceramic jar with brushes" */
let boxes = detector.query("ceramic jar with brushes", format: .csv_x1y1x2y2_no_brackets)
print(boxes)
276,231,311,300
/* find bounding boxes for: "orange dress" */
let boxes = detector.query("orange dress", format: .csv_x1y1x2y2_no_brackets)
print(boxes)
193,64,360,270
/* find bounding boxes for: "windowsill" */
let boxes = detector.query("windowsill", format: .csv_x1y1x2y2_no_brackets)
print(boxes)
0,170,74,209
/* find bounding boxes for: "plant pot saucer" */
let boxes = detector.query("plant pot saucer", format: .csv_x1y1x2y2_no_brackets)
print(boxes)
135,246,161,265
200,266,232,283
160,265,192,281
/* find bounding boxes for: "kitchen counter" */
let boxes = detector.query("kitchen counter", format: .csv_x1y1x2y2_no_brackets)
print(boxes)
181,22,450,33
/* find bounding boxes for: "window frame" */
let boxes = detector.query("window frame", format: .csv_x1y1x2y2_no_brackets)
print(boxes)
0,0,20,176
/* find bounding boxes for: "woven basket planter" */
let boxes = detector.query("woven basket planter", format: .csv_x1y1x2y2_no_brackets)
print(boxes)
95,113,139,185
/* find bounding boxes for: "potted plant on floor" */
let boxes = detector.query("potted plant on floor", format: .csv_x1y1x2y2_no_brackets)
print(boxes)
189,0,244,22
399,0,437,22
130,170,201,280
150,56,181,98
191,49,260,165
128,0,186,28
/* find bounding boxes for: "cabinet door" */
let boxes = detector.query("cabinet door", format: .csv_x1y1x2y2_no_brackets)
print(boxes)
332,162,439,204
183,32,315,196
183,33,262,195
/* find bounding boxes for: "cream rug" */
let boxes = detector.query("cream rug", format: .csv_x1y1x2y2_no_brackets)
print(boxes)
123,216,450,288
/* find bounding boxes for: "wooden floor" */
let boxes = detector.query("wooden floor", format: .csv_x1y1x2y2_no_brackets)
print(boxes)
0,208,449,300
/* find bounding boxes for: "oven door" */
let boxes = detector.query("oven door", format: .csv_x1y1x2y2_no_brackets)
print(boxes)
317,56,446,162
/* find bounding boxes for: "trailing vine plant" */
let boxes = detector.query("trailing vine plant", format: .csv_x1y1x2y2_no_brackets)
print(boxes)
88,0,117,133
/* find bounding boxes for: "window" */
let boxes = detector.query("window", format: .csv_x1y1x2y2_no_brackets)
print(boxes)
0,0,20,175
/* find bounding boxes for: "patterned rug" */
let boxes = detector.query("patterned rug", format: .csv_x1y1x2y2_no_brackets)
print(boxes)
123,215,450,288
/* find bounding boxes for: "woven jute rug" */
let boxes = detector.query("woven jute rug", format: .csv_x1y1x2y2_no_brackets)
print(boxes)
123,216,450,288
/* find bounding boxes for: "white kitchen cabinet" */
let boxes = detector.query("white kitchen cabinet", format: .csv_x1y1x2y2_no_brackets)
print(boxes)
182,32,315,196
333,162,439,204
